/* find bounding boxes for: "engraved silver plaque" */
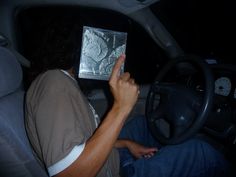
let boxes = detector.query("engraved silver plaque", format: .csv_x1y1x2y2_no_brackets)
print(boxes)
78,26,127,80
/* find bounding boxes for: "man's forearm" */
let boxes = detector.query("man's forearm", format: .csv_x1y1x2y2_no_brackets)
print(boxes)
115,139,131,148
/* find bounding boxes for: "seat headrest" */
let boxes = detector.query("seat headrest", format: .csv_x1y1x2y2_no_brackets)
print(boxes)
0,47,23,97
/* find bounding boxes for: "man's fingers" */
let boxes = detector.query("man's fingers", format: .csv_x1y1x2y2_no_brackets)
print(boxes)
142,148,158,158
147,148,158,153
110,54,125,82
120,72,130,81
143,147,158,155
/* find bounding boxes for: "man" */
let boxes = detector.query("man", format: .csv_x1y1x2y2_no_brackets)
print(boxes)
25,54,230,177
25,17,230,177
25,53,156,176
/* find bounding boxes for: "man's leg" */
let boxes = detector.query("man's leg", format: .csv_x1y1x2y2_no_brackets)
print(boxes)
118,116,230,177
119,115,161,148
132,139,230,177
118,116,161,176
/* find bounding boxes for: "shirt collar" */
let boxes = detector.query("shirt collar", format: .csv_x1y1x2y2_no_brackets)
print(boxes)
60,70,77,82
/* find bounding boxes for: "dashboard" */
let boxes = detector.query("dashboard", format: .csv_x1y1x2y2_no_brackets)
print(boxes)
175,63,236,143
196,64,236,142
214,76,232,97
212,65,236,100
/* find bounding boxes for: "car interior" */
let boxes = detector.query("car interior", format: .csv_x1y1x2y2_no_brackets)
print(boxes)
0,0,236,176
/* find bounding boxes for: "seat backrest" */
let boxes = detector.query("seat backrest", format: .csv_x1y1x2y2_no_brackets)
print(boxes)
0,47,48,177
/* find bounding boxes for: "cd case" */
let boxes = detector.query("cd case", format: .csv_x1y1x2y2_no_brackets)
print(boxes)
78,26,127,80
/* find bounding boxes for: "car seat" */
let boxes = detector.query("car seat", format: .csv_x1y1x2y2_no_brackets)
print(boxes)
0,46,48,177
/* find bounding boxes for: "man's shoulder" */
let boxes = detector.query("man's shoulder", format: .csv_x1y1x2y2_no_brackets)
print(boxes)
41,69,69,83
27,69,78,96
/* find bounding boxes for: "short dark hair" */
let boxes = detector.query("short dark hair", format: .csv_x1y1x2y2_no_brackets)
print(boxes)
43,16,79,68
30,14,82,77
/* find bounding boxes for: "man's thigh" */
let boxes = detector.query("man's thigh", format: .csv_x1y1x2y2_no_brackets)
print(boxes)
131,139,229,177
119,115,161,148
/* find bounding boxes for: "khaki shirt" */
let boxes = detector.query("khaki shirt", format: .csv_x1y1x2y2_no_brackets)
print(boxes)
25,69,120,177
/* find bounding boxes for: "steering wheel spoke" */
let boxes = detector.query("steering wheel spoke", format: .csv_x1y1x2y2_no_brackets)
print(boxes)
147,105,165,123
152,82,176,95
170,121,191,139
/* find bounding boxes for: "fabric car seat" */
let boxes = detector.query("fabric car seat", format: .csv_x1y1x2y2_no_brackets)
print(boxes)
0,47,48,177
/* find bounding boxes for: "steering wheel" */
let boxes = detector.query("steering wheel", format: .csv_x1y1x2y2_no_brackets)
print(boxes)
146,55,214,144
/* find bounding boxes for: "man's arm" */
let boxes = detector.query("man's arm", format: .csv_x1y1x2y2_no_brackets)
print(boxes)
55,55,139,177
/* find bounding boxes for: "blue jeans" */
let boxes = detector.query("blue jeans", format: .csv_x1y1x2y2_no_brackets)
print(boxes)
118,116,230,177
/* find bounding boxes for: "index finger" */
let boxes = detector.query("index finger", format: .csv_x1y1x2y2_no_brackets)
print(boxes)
110,54,125,81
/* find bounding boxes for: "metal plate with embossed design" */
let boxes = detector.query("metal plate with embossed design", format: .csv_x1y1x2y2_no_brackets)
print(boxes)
78,26,127,80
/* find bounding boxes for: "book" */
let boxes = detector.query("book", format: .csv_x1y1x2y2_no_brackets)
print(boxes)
78,26,127,80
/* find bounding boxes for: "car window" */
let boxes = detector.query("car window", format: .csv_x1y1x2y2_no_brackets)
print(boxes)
16,6,168,91
150,0,236,64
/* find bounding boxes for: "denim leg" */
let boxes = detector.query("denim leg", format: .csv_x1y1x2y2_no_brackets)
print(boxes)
118,116,230,177
118,116,161,176
119,115,161,148
132,139,230,177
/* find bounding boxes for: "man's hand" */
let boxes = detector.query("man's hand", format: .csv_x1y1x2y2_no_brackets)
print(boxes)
115,140,158,159
126,140,158,159
109,54,139,115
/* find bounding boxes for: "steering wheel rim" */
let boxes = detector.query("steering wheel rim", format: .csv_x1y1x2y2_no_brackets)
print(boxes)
146,55,214,144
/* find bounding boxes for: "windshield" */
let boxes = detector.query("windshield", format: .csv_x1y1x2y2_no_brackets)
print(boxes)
150,0,236,64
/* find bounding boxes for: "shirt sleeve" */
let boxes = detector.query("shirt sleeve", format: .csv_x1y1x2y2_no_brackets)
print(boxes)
34,82,87,170
47,144,85,176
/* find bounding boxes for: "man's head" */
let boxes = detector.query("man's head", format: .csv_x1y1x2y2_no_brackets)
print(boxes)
27,14,98,94
30,15,82,77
